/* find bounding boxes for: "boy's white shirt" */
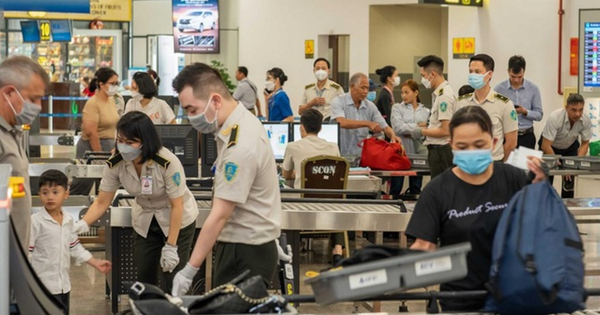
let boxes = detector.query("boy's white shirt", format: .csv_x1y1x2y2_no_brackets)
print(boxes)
29,208,93,294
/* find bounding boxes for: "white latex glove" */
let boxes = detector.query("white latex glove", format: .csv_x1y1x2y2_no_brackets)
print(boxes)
160,243,180,273
171,262,198,297
73,220,90,235
275,239,293,263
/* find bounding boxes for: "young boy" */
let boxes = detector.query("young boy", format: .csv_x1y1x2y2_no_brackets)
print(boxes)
29,170,112,315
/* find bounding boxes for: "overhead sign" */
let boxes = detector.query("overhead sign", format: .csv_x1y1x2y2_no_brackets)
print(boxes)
0,0,90,13
172,0,220,54
452,37,476,59
420,0,483,7
305,40,314,59
39,21,51,41
4,0,132,22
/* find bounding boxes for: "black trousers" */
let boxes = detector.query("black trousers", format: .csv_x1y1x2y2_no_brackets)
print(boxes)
550,141,580,199
427,144,454,178
518,132,536,149
133,216,196,293
213,240,278,288
53,292,70,315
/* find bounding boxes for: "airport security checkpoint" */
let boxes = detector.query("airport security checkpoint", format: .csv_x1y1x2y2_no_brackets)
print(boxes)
6,1,600,315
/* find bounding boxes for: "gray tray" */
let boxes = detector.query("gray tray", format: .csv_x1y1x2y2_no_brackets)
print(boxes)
561,156,580,169
542,154,561,169
577,156,600,170
305,243,471,305
407,154,429,169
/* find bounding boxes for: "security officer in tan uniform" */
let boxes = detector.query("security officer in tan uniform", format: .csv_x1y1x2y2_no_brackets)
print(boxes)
457,54,518,161
76,111,198,292
0,56,49,251
171,63,282,296
298,58,344,121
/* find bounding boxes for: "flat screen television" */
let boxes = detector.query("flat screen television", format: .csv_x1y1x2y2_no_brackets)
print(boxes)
20,21,41,43
155,124,199,178
50,20,72,42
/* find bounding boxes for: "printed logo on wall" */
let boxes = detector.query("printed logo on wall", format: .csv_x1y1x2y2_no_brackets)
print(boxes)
172,0,220,54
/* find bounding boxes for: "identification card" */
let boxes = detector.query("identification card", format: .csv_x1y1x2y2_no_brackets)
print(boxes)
141,176,153,194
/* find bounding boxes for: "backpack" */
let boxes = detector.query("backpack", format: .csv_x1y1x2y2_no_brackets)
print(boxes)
484,180,585,315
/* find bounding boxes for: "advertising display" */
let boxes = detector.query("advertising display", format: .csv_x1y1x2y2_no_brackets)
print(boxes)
172,0,220,53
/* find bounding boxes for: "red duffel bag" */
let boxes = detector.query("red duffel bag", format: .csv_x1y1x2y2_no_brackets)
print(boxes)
358,137,412,170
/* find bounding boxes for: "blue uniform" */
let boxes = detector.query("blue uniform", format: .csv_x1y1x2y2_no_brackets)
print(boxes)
268,89,293,121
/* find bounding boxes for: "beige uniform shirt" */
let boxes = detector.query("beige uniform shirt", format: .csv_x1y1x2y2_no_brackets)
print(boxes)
99,147,198,237
424,81,457,146
542,108,592,150
213,103,281,245
282,135,341,188
458,89,519,160
0,115,30,251
301,80,345,120
125,97,176,124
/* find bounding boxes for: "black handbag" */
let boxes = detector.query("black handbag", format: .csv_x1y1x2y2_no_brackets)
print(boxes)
187,272,270,314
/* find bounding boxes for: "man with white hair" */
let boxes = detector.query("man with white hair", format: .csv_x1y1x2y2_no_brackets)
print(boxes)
0,56,49,251
330,72,401,157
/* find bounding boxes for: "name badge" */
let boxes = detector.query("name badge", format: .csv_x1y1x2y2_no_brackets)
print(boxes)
141,176,153,195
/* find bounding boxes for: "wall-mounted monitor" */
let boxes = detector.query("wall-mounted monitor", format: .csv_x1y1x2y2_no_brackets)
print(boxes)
20,21,41,43
262,122,290,162
50,20,72,42
172,0,220,54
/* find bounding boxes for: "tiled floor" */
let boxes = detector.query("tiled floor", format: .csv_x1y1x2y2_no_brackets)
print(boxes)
32,141,600,314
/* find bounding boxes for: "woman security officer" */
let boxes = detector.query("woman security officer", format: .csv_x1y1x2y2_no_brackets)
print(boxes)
74,111,198,292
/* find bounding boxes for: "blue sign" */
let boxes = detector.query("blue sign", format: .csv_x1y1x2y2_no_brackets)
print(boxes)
0,0,90,13
50,20,72,42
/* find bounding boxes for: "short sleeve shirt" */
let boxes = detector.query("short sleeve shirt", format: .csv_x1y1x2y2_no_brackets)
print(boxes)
424,81,458,146
406,163,527,311
99,147,198,237
542,108,593,150
282,135,341,188
125,97,176,124
233,78,258,110
213,103,281,244
268,89,293,121
330,93,388,157
458,89,519,160
81,95,120,140
300,80,345,120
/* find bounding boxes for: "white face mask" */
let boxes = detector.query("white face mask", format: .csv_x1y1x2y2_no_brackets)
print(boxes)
132,91,143,102
393,76,401,87
106,84,118,96
265,80,275,92
314,69,328,81
421,74,432,89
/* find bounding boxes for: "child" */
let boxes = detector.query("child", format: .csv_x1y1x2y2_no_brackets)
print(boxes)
29,170,112,315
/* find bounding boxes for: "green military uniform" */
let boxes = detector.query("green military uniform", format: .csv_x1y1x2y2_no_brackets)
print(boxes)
212,103,281,287
301,79,345,120
100,147,199,292
458,90,518,161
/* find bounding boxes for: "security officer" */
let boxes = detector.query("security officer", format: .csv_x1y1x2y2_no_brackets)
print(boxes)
414,55,458,178
298,58,344,121
76,111,198,292
494,55,543,149
0,56,49,251
540,93,592,198
458,54,518,161
171,63,282,296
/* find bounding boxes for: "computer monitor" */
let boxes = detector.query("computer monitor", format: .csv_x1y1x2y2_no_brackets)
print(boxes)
50,20,72,42
262,122,291,162
292,122,340,148
20,21,41,43
154,124,199,178
200,132,217,177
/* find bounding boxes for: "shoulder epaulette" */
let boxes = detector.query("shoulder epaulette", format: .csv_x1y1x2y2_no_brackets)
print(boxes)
228,125,239,148
439,88,444,96
106,154,123,169
330,82,342,90
152,154,170,169
494,93,509,103
458,93,473,101
305,83,316,90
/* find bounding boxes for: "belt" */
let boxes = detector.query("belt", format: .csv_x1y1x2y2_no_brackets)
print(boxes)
518,127,534,136
427,144,448,150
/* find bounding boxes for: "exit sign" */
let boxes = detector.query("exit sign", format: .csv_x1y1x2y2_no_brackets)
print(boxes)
421,0,483,7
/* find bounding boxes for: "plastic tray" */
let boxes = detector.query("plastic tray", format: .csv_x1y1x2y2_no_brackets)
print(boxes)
542,154,561,169
407,154,429,169
305,243,471,305
561,156,580,169
577,156,600,170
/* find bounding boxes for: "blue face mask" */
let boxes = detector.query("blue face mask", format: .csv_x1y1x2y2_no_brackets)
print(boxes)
467,72,489,90
452,149,493,175
367,91,376,102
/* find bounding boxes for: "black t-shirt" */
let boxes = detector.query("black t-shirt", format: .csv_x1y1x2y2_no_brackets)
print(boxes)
406,162,527,311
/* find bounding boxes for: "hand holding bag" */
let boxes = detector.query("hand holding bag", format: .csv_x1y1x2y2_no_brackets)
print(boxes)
359,137,411,170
